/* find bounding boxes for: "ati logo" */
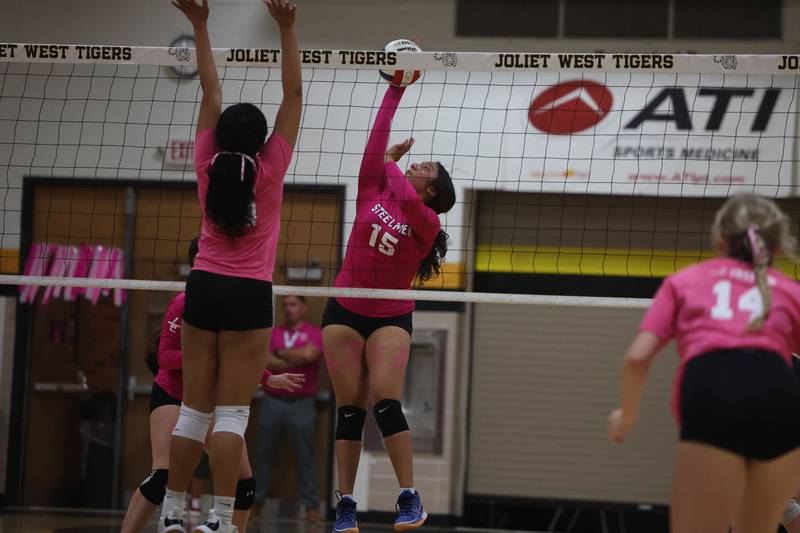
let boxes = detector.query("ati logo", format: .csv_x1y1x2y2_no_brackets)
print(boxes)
625,88,780,131
529,80,613,134
530,83,781,134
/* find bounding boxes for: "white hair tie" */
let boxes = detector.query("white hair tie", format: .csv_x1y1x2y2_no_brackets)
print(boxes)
211,151,257,181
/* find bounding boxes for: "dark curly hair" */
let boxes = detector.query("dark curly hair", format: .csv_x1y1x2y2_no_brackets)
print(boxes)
188,236,199,266
417,163,455,283
205,103,268,237
418,228,449,284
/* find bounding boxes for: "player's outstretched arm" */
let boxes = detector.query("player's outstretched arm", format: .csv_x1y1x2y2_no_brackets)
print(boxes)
608,331,662,443
267,0,302,149
172,0,221,134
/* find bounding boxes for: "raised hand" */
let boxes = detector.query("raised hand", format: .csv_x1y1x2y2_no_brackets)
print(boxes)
267,0,302,149
171,0,209,27
264,0,297,29
387,137,415,163
266,372,306,391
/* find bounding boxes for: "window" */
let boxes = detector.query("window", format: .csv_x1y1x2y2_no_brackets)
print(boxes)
674,0,781,39
457,0,559,37
456,0,781,40
565,0,669,38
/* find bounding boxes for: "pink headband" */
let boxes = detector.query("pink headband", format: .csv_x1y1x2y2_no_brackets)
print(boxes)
747,226,769,265
211,151,257,181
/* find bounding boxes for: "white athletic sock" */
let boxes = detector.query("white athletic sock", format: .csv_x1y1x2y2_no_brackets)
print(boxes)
163,489,186,519
341,493,355,501
213,495,236,525
399,487,416,495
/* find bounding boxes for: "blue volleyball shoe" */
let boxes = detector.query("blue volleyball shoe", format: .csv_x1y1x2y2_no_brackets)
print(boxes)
334,492,359,533
394,490,428,531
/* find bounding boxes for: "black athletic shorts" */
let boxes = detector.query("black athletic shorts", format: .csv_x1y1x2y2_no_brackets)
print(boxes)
321,297,413,338
183,269,273,332
150,382,181,413
679,348,800,460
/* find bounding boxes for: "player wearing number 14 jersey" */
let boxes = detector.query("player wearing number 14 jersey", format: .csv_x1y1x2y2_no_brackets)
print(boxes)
608,194,800,533
322,84,455,533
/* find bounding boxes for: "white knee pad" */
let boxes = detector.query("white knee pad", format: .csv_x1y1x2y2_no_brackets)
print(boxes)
782,499,800,527
213,405,250,438
172,404,213,443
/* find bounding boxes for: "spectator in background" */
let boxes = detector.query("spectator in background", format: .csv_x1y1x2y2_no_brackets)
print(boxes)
254,295,323,522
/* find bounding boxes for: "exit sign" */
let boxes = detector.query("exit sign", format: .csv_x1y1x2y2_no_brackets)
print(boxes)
164,139,194,169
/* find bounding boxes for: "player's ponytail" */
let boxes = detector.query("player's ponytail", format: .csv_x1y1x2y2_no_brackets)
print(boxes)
145,330,161,376
712,194,796,330
417,229,449,284
205,103,267,237
746,227,772,331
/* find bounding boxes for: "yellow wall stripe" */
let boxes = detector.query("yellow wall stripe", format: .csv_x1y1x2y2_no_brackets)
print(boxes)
476,245,800,279
414,262,467,290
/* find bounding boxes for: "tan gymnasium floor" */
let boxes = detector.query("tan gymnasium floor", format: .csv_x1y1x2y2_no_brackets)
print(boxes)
0,512,336,533
0,512,484,533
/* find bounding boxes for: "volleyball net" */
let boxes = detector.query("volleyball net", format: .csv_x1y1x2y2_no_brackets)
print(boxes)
1,44,799,305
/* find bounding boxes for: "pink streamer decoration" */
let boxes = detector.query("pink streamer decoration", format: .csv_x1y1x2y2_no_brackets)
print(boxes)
41,245,69,305
21,243,127,307
63,245,91,301
109,248,126,306
20,243,56,304
84,246,111,304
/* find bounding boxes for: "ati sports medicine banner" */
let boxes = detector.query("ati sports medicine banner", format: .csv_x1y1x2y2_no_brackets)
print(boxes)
423,72,797,197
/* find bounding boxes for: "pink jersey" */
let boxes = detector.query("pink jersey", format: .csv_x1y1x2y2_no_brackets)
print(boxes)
266,322,322,398
154,293,186,400
640,256,800,419
153,292,271,401
192,129,293,282
335,86,441,317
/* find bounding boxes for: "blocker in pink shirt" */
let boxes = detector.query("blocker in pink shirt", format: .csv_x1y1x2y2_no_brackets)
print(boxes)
153,292,272,400
192,129,293,282
154,292,186,400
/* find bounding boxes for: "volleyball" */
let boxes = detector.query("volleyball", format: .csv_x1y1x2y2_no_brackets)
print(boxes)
380,38,422,87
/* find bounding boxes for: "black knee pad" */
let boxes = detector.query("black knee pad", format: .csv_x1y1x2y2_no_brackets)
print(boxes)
234,477,256,510
373,399,409,438
336,405,367,441
138,468,168,505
